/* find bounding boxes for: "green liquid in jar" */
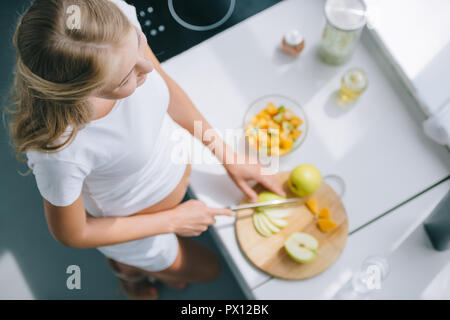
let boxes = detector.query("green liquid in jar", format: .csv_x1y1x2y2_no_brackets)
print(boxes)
318,23,361,65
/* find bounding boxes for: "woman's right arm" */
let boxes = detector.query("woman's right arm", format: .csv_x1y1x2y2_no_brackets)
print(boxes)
43,194,234,249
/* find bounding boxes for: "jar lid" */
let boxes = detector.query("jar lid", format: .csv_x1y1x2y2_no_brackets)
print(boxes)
284,29,304,46
325,0,367,31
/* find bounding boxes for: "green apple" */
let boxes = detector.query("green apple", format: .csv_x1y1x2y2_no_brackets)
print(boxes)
258,212,281,233
284,232,319,263
257,191,286,203
256,192,289,215
253,213,272,237
254,192,291,236
289,164,322,197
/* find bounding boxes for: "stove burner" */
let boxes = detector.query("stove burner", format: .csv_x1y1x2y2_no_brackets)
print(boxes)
168,0,236,31
129,0,283,61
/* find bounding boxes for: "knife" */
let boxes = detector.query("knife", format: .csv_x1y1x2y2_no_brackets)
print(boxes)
227,198,301,211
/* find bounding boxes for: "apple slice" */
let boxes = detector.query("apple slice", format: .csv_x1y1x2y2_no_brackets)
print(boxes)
263,211,288,228
258,212,281,233
263,208,292,219
284,232,319,263
253,213,272,237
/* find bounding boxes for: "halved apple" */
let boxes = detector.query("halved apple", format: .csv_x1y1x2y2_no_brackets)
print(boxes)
253,213,272,237
258,212,281,233
284,232,319,263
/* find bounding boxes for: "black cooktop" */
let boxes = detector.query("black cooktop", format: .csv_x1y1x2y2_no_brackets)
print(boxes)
127,0,283,62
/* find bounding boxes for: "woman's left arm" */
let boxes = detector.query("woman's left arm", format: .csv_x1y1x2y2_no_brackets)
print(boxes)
143,44,285,201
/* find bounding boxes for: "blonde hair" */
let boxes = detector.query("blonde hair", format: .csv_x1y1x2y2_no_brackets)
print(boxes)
5,0,133,160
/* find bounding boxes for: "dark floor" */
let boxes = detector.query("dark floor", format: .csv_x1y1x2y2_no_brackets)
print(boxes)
0,0,245,300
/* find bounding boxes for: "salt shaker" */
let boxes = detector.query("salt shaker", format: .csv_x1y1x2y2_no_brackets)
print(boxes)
281,29,305,57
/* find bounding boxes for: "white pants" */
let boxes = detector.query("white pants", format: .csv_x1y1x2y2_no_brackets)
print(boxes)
96,233,179,272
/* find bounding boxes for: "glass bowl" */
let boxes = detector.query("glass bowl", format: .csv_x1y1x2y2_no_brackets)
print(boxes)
242,94,308,157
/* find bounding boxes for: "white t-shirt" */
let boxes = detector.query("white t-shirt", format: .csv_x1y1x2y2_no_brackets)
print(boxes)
26,0,188,218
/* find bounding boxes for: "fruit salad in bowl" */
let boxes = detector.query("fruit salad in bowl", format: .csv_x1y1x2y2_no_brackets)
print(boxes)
243,95,308,156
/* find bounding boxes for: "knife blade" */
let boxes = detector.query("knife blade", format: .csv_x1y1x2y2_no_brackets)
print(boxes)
227,198,301,211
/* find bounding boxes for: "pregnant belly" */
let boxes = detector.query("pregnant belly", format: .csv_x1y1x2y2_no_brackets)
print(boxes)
131,163,192,215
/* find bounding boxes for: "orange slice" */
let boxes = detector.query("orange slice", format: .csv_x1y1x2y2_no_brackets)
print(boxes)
265,102,278,115
317,219,336,232
318,208,331,220
305,198,319,215
291,116,303,127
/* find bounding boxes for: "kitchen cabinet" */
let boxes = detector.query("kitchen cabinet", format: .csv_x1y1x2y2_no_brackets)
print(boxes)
364,0,450,114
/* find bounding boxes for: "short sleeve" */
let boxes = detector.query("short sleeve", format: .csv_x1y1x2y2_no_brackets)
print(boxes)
108,0,142,31
28,159,91,207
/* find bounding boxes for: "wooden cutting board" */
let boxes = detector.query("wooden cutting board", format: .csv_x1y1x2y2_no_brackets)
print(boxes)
234,171,348,280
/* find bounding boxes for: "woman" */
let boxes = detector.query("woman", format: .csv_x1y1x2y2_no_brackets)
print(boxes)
7,0,285,299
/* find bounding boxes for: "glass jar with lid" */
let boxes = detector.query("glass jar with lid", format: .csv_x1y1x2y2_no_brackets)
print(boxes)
318,0,367,65
336,68,368,107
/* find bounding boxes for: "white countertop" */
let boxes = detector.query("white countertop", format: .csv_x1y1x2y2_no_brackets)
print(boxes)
162,0,450,298
253,180,450,299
